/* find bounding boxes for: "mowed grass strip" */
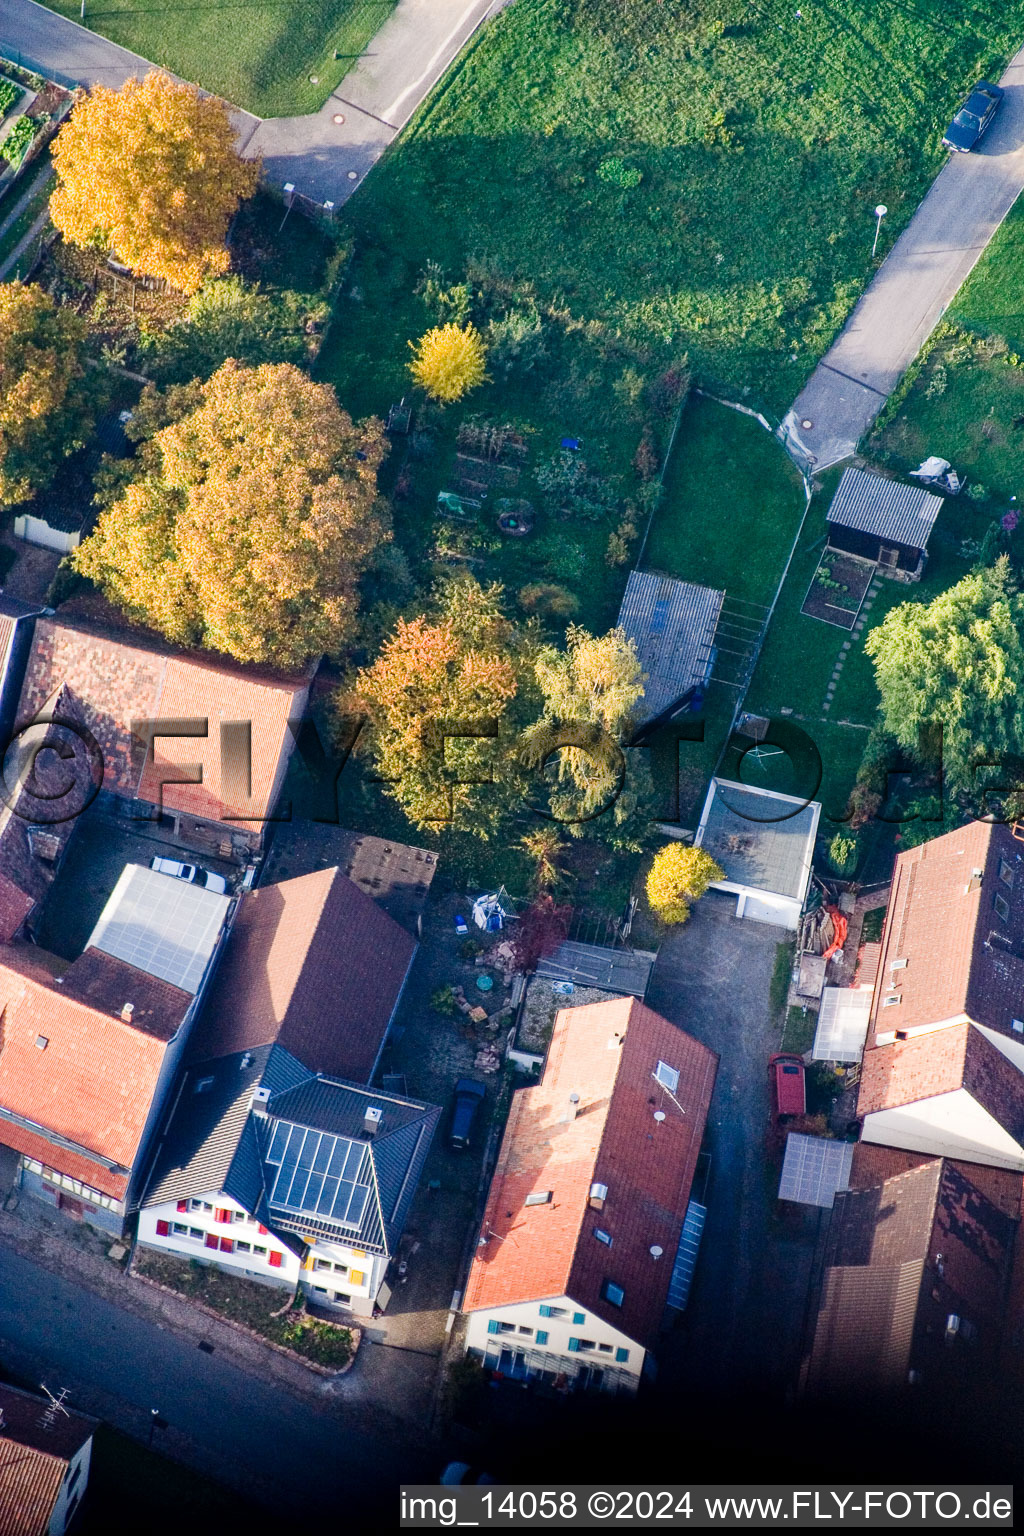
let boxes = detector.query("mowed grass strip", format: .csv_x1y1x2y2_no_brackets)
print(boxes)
40,0,395,117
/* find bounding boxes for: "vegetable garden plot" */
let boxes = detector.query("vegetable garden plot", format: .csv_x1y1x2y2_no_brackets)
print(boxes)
800,549,875,629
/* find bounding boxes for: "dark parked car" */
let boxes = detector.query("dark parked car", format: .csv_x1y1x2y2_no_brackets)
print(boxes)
450,1078,487,1150
942,81,1003,152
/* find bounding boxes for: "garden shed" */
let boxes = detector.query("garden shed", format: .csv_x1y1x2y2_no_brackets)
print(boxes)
825,467,942,579
616,570,725,728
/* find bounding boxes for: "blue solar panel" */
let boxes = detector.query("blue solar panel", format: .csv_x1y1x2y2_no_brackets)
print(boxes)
265,1118,373,1230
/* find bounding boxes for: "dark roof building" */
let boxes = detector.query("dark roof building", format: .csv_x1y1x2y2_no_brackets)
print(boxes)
0,1382,95,1536
534,940,656,998
319,829,437,936
616,571,724,726
826,467,942,576
801,1156,1019,1399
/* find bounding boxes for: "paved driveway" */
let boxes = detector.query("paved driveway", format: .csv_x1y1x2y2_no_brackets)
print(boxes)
643,895,819,1400
1,0,505,204
783,43,1024,471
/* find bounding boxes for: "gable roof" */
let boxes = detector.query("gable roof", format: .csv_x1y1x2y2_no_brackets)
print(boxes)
826,467,942,552
616,571,724,724
0,943,191,1197
187,867,416,1079
858,1021,1024,1153
16,615,309,826
143,1045,272,1208
803,1157,1018,1396
0,1383,94,1536
330,830,438,935
463,997,717,1348
867,821,1024,1043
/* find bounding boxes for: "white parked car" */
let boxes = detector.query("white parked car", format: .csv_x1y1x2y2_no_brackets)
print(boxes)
150,856,227,895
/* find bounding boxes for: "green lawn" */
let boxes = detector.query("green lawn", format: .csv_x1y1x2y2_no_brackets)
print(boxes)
330,0,1024,416
41,0,395,117
644,394,806,604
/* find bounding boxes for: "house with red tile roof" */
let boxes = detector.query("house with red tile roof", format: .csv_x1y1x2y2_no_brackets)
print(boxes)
0,862,233,1234
15,615,310,858
852,823,1024,1170
462,997,717,1393
0,941,193,1233
801,1150,1020,1400
0,1381,95,1536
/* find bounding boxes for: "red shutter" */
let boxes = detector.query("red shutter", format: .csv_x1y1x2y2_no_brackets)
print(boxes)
219,1237,233,1254
216,1208,232,1224
155,1219,169,1237
257,1224,268,1235
268,1250,283,1268
176,1200,187,1213
205,1234,218,1249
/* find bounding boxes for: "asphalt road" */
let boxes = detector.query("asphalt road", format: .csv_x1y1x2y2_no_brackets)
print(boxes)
644,896,819,1399
0,1245,426,1517
1,0,506,204
783,43,1024,471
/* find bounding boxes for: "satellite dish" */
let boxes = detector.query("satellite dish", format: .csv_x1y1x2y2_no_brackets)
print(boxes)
650,1245,664,1260
653,1110,666,1123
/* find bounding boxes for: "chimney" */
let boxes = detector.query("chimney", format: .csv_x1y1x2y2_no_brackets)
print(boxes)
588,1181,607,1210
120,1003,134,1023
568,1092,580,1120
364,1106,383,1137
251,1086,271,1115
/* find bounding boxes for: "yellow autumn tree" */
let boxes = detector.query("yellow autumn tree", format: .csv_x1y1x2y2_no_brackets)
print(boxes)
74,361,388,668
0,281,91,508
408,323,488,403
646,843,724,925
50,72,260,294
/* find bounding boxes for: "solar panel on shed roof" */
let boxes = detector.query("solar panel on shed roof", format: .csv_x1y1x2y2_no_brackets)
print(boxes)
778,1134,854,1208
813,987,872,1063
87,863,230,994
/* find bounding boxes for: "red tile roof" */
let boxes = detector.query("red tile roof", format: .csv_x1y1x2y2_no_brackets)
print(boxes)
867,822,1024,1044
187,867,416,1080
0,943,191,1198
0,874,34,942
463,998,717,1347
0,1382,94,1536
16,617,309,826
857,1022,1024,1152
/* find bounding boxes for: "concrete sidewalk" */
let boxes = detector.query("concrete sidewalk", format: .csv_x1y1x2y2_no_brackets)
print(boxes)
1,0,507,204
782,43,1024,472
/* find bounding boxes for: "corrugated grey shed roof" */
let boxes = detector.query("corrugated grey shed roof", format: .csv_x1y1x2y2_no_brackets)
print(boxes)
616,571,724,723
698,779,818,901
535,940,655,998
143,1045,271,1206
827,467,942,551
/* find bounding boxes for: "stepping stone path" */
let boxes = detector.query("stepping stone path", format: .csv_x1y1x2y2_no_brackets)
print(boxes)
821,572,884,715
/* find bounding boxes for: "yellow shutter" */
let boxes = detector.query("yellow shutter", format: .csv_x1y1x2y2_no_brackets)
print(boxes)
349,1269,364,1286
351,1250,366,1260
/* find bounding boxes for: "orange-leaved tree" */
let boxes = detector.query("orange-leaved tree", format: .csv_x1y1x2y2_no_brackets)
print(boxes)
0,281,91,508
74,360,388,668
346,575,535,833
50,71,260,294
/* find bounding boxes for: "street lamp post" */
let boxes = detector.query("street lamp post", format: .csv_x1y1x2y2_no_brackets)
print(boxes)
872,204,888,260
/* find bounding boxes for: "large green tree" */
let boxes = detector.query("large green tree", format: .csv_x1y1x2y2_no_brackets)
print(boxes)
865,558,1024,801
0,282,91,508
520,624,656,850
74,361,387,668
